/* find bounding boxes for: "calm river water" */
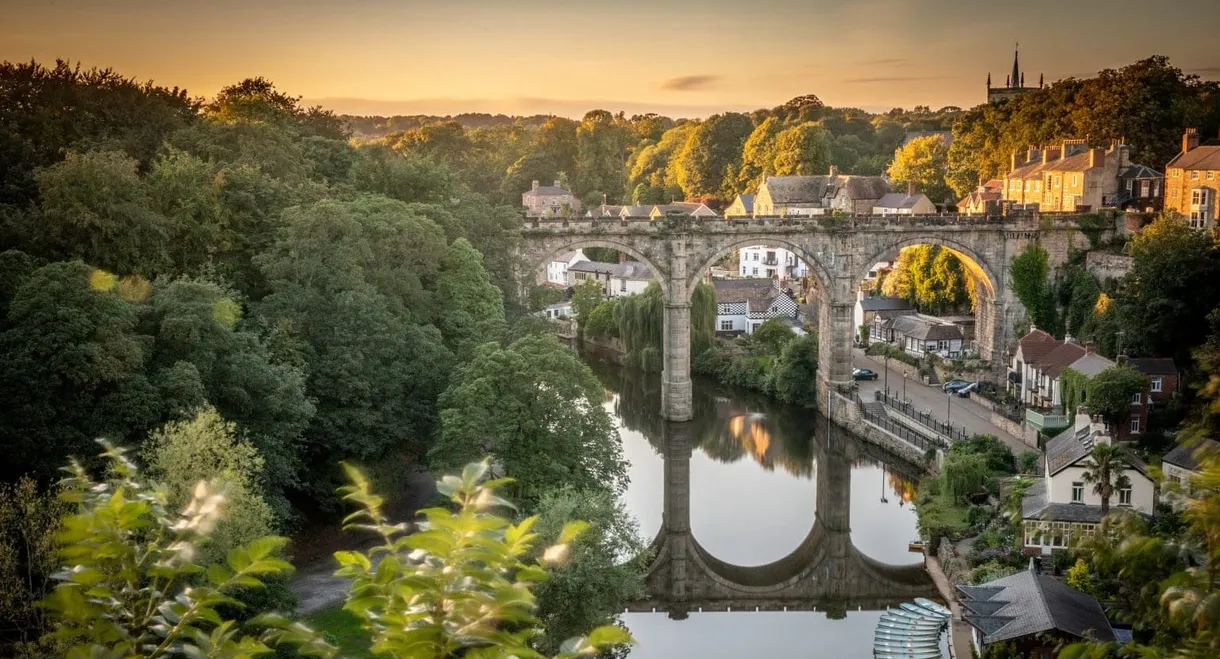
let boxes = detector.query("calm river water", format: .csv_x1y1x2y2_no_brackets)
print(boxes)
586,358,927,659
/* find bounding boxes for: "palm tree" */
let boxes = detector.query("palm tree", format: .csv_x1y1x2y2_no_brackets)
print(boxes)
1080,443,1132,516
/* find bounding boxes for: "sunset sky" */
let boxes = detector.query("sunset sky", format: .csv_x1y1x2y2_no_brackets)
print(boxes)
5,0,1219,117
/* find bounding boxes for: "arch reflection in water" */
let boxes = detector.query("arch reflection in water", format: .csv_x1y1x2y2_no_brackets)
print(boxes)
588,358,938,619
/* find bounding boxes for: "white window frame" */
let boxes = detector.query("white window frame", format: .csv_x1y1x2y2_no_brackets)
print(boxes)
1118,487,1132,506
1130,416,1141,434
752,267,759,276
1151,377,1163,393
719,319,733,331
1071,482,1084,503
1132,392,1141,405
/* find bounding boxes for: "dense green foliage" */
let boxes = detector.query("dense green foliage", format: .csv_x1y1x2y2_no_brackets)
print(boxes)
879,245,974,315
1009,243,1059,334
887,135,951,203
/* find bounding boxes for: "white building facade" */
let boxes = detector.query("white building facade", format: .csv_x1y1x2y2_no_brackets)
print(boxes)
546,249,587,287
737,246,809,280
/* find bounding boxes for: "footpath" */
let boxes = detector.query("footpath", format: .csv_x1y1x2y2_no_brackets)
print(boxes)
925,554,974,659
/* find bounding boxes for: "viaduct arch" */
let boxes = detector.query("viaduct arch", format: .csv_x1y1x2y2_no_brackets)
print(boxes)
522,212,1108,422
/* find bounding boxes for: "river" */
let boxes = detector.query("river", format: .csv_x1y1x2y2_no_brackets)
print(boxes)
586,357,932,659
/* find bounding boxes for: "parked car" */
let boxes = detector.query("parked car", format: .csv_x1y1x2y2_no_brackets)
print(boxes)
852,368,879,381
956,381,980,397
942,379,971,392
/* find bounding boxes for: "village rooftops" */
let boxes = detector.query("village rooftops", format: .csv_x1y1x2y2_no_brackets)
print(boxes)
568,261,618,275
1162,438,1220,472
1167,135,1220,171
1036,341,1087,378
524,180,572,196
713,279,784,314
858,296,912,312
552,250,582,263
873,192,932,210
760,174,889,205
586,204,623,217
887,313,962,341
1127,357,1178,375
1043,421,1148,478
612,261,653,280
958,569,1116,645
1067,352,1115,378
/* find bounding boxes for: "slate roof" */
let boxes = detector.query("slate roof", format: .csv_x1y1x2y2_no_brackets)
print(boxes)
586,204,622,217
523,185,572,196
1008,150,1098,178
1163,438,1220,472
653,202,717,217
859,296,913,312
836,176,890,201
957,569,1116,645
888,314,963,342
1043,422,1149,477
734,194,754,213
568,261,618,275
1021,480,1110,524
762,176,830,204
611,261,653,280
1128,357,1178,376
620,205,654,217
874,193,931,210
1038,342,1087,377
1068,352,1115,378
1118,164,1163,180
1167,141,1220,171
713,279,782,313
553,250,582,264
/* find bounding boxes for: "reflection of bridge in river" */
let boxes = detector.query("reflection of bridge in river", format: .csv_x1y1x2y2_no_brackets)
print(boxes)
589,360,939,618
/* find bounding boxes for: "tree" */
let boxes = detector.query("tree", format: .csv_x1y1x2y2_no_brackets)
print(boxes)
1009,243,1059,334
348,144,458,204
145,149,225,274
33,150,171,275
941,452,990,504
1080,443,1133,516
771,123,831,177
0,477,68,655
752,317,796,356
430,335,627,506
0,261,157,482
571,278,605,325
1110,215,1220,363
334,460,635,659
433,238,506,358
1086,366,1147,429
574,110,629,203
44,441,334,659
531,488,648,654
769,333,819,407
734,117,782,191
673,113,754,199
142,407,277,566
887,135,951,203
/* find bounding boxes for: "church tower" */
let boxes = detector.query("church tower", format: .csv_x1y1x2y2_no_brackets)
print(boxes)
988,44,1041,103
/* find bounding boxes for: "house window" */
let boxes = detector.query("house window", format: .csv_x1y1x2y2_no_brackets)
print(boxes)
1071,482,1084,503
1172,170,1181,178
1191,171,1200,180
1132,392,1141,405
1072,174,1080,187
1131,416,1141,434
1141,180,1151,197
752,267,759,276
1125,179,1134,193
1209,171,1216,181
1118,487,1132,506
720,320,733,331
1151,377,1163,393
619,279,627,292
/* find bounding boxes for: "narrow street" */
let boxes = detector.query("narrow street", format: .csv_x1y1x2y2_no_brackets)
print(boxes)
852,349,1030,455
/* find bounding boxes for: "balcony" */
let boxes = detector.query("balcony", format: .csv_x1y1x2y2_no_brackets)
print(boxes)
1026,408,1069,430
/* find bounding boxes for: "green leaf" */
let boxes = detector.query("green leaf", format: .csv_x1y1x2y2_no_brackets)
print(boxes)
558,520,591,545
462,460,490,485
587,625,635,647
333,550,371,571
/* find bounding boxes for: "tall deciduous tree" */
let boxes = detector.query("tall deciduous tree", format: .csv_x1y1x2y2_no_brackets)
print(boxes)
1010,243,1059,334
574,110,629,204
771,122,831,177
735,116,782,192
1086,365,1147,430
433,238,506,358
673,112,754,199
887,135,951,203
430,334,627,506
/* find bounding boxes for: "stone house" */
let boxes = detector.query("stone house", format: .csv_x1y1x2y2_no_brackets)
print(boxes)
724,194,754,218
960,567,1115,658
738,245,808,281
1126,357,1179,439
1001,140,1159,212
852,290,912,342
585,204,623,217
522,180,580,217
1162,437,1220,509
957,179,1003,215
648,202,718,219
871,192,937,216
1022,411,1154,555
1165,128,1220,229
608,261,653,298
751,169,890,217
1009,328,1061,402
545,249,586,287
882,313,965,358
713,279,799,334
566,260,617,295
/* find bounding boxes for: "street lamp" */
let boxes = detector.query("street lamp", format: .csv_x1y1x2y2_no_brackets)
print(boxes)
880,463,889,504
903,372,907,400
884,351,890,394
946,390,953,428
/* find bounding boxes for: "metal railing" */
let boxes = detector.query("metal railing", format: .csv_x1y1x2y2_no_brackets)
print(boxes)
874,389,971,443
859,399,949,452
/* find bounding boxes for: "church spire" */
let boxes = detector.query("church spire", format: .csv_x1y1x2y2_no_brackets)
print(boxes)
1012,42,1021,89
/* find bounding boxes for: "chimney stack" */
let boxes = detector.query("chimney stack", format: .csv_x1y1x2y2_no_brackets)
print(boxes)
619,251,627,264
1089,147,1105,169
554,179,562,188
829,165,839,177
1011,151,1021,172
1184,128,1200,153
532,180,540,190
907,180,915,195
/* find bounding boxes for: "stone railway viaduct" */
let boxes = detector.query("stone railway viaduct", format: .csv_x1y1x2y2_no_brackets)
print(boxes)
522,212,1107,422
629,418,937,617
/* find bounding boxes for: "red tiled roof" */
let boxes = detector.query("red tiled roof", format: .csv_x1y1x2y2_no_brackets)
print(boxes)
1040,342,1087,377
1019,329,1061,364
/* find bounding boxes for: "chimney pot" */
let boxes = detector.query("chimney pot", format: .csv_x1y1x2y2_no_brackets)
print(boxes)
1011,152,1020,172
1184,128,1201,153
532,180,540,190
1089,147,1105,169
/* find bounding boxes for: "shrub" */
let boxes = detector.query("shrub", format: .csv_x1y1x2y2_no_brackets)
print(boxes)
1018,451,1040,475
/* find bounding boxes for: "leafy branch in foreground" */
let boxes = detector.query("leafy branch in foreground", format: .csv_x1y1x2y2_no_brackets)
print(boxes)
43,440,334,659
335,459,635,659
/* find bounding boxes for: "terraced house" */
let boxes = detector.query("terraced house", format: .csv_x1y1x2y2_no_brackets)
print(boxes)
1165,128,1220,229
1001,140,1161,212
